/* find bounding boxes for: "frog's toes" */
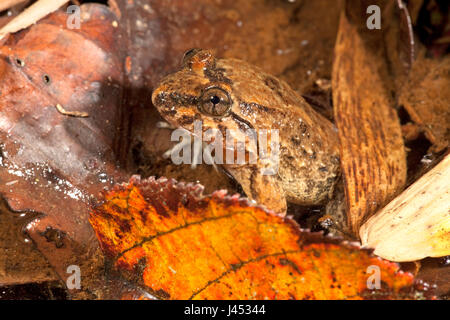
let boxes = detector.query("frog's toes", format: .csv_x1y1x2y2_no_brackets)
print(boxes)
162,130,191,159
156,121,175,129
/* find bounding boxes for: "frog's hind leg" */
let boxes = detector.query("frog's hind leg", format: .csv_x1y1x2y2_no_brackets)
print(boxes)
225,165,287,216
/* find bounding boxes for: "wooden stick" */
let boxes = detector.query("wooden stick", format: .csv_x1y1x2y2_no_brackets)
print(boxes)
360,153,450,262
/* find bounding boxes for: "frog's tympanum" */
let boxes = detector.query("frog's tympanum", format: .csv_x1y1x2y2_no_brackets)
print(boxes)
152,49,340,215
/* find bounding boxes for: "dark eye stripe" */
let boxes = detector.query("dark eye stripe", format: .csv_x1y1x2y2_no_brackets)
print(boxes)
230,112,260,157
160,109,177,117
178,115,194,125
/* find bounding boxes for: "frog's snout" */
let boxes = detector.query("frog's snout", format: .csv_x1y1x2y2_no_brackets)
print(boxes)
151,87,161,107
151,87,171,113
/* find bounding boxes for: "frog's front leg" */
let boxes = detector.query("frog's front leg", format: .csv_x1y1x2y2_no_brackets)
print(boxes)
157,121,217,170
224,164,287,215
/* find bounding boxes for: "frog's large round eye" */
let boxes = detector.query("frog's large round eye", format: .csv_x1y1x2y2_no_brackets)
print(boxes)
199,87,232,117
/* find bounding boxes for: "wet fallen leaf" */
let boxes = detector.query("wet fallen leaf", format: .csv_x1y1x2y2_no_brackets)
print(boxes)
90,176,433,300
415,257,450,298
0,4,127,290
399,55,450,152
0,197,57,285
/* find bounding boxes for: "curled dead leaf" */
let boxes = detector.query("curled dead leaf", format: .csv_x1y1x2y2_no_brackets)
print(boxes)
361,153,450,262
0,4,127,288
332,6,407,235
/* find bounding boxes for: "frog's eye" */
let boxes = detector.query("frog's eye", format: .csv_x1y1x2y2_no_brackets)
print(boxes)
199,87,232,117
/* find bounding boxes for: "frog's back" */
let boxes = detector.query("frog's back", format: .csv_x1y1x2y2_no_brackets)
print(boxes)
219,58,341,205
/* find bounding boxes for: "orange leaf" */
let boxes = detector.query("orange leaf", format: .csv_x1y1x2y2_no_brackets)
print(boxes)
90,176,433,300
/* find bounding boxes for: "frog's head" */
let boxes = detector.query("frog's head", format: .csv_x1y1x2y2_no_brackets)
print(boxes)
151,49,261,139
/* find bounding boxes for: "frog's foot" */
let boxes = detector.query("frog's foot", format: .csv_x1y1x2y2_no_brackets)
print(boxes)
156,121,174,129
323,190,355,239
158,122,217,171
225,165,287,216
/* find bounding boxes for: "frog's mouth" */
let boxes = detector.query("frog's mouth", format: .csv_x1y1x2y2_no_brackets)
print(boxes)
230,112,254,132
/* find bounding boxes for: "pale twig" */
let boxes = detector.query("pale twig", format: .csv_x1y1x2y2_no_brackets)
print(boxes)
55,104,88,118
0,0,69,39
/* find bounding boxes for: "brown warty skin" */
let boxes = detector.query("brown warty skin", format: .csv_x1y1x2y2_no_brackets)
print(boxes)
152,49,340,215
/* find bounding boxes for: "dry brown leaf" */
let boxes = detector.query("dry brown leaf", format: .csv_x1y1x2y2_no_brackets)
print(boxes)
332,7,407,235
399,55,450,152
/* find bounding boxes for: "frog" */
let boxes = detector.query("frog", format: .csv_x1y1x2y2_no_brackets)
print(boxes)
151,49,341,215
